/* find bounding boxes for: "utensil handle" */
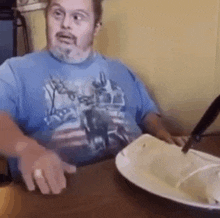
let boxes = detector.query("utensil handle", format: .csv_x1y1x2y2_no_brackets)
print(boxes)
192,95,220,136
182,95,220,153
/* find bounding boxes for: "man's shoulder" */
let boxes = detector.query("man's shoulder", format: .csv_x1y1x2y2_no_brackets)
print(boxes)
7,51,50,67
97,53,137,81
97,53,126,67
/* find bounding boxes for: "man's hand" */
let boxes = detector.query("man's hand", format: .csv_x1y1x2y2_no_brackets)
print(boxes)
17,140,76,195
170,135,189,147
0,112,76,194
155,129,189,147
143,112,189,147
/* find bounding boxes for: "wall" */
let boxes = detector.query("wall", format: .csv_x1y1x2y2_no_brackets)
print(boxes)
94,0,220,134
17,8,47,55
18,0,220,134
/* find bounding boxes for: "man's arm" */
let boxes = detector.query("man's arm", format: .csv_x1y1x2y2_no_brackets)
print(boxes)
0,111,41,157
142,112,188,147
0,111,76,194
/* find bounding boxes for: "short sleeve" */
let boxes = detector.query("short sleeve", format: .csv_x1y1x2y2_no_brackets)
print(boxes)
0,60,19,118
127,70,160,125
136,76,158,112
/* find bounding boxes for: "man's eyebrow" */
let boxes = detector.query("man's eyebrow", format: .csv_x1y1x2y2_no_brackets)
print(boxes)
74,9,90,17
50,4,90,17
50,3,65,10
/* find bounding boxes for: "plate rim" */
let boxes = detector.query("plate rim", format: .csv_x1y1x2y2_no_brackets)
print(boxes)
115,134,220,210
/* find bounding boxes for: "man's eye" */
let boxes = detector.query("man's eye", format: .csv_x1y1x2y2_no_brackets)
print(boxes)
73,14,84,21
53,10,63,18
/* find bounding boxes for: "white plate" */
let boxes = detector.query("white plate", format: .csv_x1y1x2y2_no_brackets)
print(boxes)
115,134,220,210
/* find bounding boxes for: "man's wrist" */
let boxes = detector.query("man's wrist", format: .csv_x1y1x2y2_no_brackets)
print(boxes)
15,137,46,157
155,129,171,139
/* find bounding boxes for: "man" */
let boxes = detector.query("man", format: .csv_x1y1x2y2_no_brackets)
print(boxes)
0,0,187,195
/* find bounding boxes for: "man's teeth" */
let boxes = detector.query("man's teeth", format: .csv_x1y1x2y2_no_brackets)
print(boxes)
60,35,71,39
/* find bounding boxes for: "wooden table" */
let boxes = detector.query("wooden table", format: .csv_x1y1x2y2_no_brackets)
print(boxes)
1,134,220,218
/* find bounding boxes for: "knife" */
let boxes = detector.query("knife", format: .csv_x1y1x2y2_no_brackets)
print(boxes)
182,95,220,153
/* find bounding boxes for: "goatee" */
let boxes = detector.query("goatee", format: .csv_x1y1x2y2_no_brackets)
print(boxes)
49,45,92,64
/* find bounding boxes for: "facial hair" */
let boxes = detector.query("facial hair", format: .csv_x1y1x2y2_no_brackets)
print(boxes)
49,31,94,64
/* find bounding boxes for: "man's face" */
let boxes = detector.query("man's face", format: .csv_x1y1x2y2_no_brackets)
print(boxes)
46,0,100,63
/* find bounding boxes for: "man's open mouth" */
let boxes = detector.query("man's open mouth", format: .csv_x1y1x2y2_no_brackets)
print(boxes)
56,32,77,45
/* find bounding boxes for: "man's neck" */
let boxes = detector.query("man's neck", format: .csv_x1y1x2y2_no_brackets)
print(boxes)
47,45,94,64
48,47,96,65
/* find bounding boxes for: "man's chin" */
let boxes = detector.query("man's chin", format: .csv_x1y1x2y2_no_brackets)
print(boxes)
58,38,75,45
55,41,76,50
49,46,91,64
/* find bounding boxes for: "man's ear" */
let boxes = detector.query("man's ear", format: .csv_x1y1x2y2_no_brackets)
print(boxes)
94,22,102,36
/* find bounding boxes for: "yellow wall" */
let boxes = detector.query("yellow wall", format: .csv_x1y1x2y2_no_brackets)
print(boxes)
94,0,220,133
17,9,47,55
18,0,220,134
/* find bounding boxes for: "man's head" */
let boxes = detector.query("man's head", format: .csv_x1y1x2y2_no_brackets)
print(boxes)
46,0,103,26
46,0,103,64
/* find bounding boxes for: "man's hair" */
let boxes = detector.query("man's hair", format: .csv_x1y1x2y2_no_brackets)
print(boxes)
93,0,104,26
46,0,104,26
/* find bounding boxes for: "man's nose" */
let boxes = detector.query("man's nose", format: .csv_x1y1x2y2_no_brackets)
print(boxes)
61,15,72,29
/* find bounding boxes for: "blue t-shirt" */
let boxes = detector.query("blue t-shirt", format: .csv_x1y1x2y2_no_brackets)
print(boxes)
0,51,158,179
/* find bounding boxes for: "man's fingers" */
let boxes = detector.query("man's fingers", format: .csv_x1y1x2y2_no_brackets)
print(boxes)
159,134,189,147
174,137,185,147
33,170,50,194
62,161,77,174
53,164,66,190
172,136,189,147
33,166,66,194
163,136,175,145
58,172,66,189
22,173,35,191
44,168,62,194
182,136,190,143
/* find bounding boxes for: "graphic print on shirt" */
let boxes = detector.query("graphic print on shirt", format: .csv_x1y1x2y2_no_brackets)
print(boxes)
43,72,137,159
